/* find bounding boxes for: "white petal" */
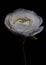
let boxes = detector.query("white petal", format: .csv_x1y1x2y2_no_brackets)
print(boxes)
21,32,30,37
4,15,11,30
38,16,43,26
31,26,44,36
11,24,28,33
32,16,43,27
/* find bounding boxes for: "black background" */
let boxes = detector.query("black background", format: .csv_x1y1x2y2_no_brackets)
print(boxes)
0,0,46,65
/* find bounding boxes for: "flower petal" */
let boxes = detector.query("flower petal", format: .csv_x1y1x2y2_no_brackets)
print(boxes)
4,15,11,30
31,26,44,36
38,16,43,26
21,32,30,37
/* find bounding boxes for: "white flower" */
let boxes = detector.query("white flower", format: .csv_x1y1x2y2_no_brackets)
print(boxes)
4,9,44,37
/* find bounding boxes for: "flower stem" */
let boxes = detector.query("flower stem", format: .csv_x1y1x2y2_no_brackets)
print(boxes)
22,37,27,65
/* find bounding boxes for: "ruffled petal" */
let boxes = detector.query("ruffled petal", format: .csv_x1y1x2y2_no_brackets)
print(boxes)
31,26,44,36
4,15,11,30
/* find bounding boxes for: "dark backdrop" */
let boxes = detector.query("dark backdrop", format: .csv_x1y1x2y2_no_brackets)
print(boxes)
0,0,46,65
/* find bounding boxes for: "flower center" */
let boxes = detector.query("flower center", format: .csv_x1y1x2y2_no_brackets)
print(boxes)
16,17,30,22
10,17,33,26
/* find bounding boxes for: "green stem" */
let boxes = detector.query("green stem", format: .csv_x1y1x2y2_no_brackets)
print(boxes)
22,37,27,65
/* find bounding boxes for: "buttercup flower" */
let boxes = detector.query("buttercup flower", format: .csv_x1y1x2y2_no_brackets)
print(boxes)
4,9,44,37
